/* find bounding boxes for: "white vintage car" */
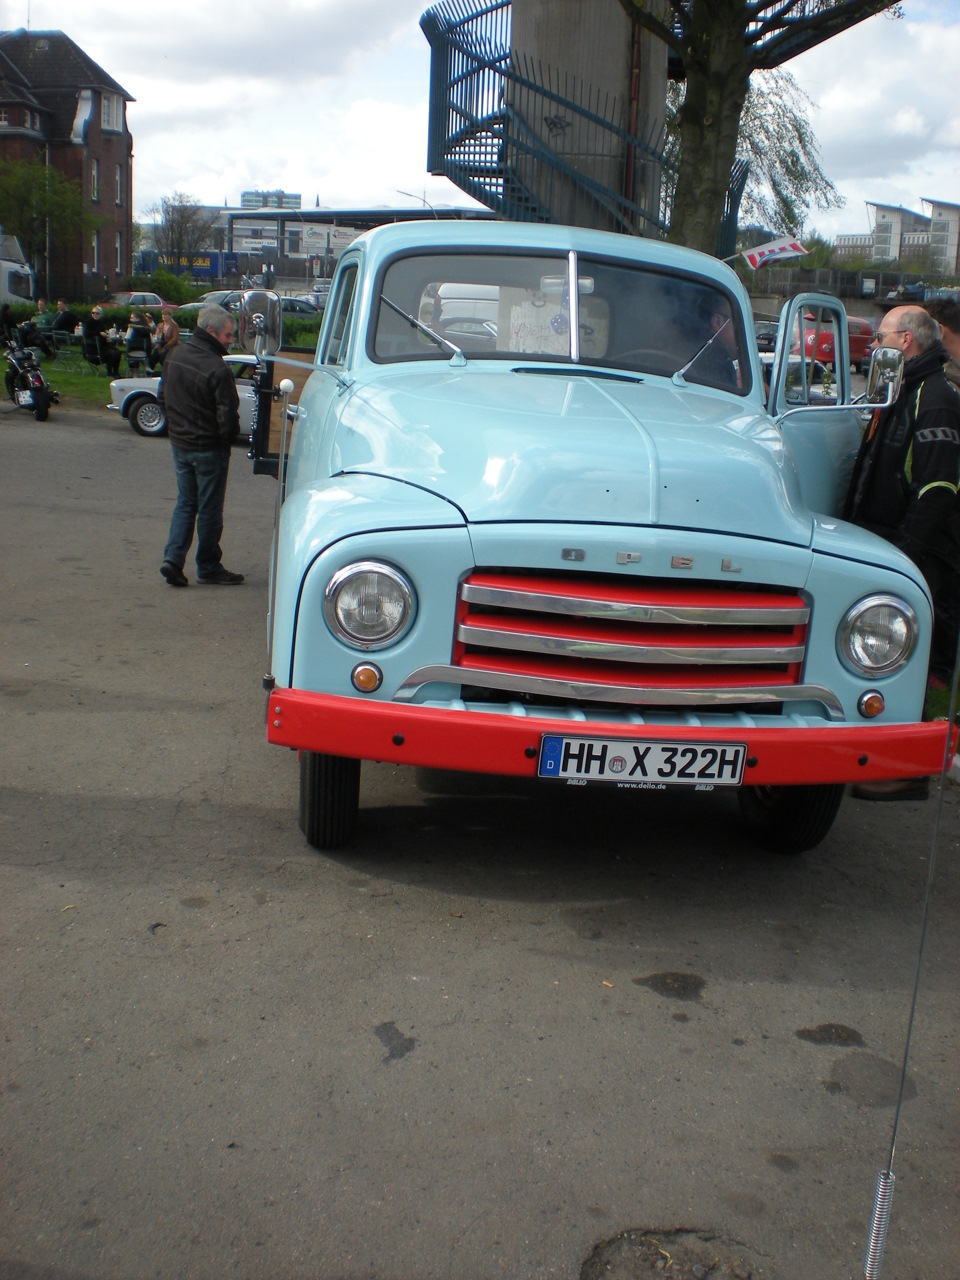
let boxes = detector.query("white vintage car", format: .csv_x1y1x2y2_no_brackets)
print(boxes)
106,354,263,438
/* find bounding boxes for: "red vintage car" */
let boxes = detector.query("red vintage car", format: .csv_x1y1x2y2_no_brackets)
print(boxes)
800,313,874,371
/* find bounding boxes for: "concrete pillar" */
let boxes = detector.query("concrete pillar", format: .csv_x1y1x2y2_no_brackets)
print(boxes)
507,0,667,233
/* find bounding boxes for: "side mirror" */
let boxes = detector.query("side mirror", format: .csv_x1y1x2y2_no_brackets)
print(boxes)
865,346,904,406
239,289,282,358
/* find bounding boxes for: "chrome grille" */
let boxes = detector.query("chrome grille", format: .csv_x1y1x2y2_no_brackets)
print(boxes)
453,570,809,694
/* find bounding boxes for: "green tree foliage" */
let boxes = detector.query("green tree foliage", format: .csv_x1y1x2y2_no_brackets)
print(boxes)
666,68,844,236
0,158,96,276
148,266,193,304
147,193,219,276
797,231,833,269
620,0,901,254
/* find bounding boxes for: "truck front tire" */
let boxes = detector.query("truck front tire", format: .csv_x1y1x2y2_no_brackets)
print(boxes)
737,783,845,854
299,751,361,850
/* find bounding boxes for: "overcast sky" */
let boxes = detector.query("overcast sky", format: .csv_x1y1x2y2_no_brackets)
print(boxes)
12,0,960,242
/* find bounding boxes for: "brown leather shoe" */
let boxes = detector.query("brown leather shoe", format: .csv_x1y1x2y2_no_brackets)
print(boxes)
851,777,930,802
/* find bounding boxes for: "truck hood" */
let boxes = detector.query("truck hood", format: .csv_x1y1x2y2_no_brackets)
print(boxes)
333,368,811,545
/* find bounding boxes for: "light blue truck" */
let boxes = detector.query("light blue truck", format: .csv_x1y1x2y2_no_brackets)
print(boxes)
244,221,951,853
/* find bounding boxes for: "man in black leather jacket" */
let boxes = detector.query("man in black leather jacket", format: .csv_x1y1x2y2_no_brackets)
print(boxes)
158,304,244,587
845,305,960,797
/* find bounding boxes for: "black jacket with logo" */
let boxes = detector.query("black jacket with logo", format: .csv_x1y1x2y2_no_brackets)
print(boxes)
158,326,239,452
844,341,960,571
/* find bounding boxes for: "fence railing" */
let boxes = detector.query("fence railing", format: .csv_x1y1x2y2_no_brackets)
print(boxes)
420,0,678,239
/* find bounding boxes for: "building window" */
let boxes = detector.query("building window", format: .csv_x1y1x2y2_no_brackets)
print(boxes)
91,231,99,274
115,232,122,273
115,164,123,205
0,109,7,126
91,159,99,202
101,92,122,132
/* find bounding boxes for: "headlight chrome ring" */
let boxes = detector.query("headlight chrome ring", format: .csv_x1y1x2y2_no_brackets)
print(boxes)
837,593,918,677
323,561,416,650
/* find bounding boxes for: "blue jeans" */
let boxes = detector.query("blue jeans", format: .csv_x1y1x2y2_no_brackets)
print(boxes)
163,446,230,577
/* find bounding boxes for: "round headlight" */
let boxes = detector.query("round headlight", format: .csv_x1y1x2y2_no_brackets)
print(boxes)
323,561,416,650
837,594,918,676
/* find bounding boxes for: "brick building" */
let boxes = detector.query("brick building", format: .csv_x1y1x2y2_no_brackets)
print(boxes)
0,29,133,298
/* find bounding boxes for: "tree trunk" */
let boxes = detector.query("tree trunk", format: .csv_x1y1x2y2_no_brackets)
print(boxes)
666,1,750,254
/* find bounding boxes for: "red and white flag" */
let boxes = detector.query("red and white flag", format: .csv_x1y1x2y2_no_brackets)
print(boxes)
741,235,807,270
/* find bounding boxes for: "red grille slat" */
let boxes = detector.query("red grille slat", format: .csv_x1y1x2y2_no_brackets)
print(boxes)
456,652,800,689
453,570,809,695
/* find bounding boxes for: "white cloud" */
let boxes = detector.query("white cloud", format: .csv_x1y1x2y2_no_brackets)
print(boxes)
788,0,960,238
15,0,960,244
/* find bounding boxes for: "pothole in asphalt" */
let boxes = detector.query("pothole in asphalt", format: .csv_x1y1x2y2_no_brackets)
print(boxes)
581,1228,769,1279
632,971,706,1001
795,1022,864,1047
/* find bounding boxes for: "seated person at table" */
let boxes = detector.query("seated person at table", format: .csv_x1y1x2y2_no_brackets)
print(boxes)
149,314,180,369
52,299,79,334
82,306,122,375
19,297,55,356
125,311,154,363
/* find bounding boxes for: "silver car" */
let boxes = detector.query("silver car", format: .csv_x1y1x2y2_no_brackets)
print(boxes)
107,354,263,438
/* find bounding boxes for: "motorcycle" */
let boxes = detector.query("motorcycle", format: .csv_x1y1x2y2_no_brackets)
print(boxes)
3,339,58,421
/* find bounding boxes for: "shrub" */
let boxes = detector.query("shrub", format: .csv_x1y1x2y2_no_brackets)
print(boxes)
150,268,193,304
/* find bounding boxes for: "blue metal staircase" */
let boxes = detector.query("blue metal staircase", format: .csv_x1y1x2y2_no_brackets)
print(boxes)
420,0,677,240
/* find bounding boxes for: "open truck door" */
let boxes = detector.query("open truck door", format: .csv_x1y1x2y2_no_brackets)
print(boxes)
767,293,901,518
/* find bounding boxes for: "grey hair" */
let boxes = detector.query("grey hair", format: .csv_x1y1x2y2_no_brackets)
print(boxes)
898,308,941,352
198,304,234,336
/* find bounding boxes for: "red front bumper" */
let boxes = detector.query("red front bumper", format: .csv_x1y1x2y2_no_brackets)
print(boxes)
266,689,954,785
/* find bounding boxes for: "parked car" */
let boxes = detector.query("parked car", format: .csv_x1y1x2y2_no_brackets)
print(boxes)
439,316,498,350
754,320,778,353
175,290,243,314
108,291,169,309
280,296,320,316
176,293,318,319
846,317,874,369
245,219,948,856
106,353,264,438
796,312,874,372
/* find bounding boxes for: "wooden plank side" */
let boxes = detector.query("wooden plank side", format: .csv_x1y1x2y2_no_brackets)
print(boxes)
265,348,315,455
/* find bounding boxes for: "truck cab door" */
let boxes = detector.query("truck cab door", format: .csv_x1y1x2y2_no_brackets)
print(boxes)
766,293,863,518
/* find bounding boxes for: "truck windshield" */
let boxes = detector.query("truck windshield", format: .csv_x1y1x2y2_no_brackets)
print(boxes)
372,250,749,394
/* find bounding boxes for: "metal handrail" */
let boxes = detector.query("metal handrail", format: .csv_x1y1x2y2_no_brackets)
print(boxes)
421,0,676,238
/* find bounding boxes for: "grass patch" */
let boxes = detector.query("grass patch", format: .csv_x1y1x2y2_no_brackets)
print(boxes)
44,358,118,409
926,683,959,723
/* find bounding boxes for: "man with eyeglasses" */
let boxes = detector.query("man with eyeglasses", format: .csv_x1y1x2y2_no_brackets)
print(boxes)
158,304,245,587
844,305,960,798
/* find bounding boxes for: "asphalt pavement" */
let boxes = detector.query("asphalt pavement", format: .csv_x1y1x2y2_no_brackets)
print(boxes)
1,403,958,1280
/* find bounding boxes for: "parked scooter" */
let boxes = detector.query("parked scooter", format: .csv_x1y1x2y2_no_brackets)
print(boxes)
3,339,58,421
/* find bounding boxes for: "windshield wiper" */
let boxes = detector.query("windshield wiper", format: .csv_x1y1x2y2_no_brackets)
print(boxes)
380,295,466,366
672,317,731,383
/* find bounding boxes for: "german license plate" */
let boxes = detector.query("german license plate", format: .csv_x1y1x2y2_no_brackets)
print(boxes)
16,389,33,406
538,735,746,786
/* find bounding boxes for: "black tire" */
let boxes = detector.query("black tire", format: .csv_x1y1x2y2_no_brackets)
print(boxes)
32,388,49,421
4,372,16,404
127,394,167,437
299,751,361,850
737,783,845,855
